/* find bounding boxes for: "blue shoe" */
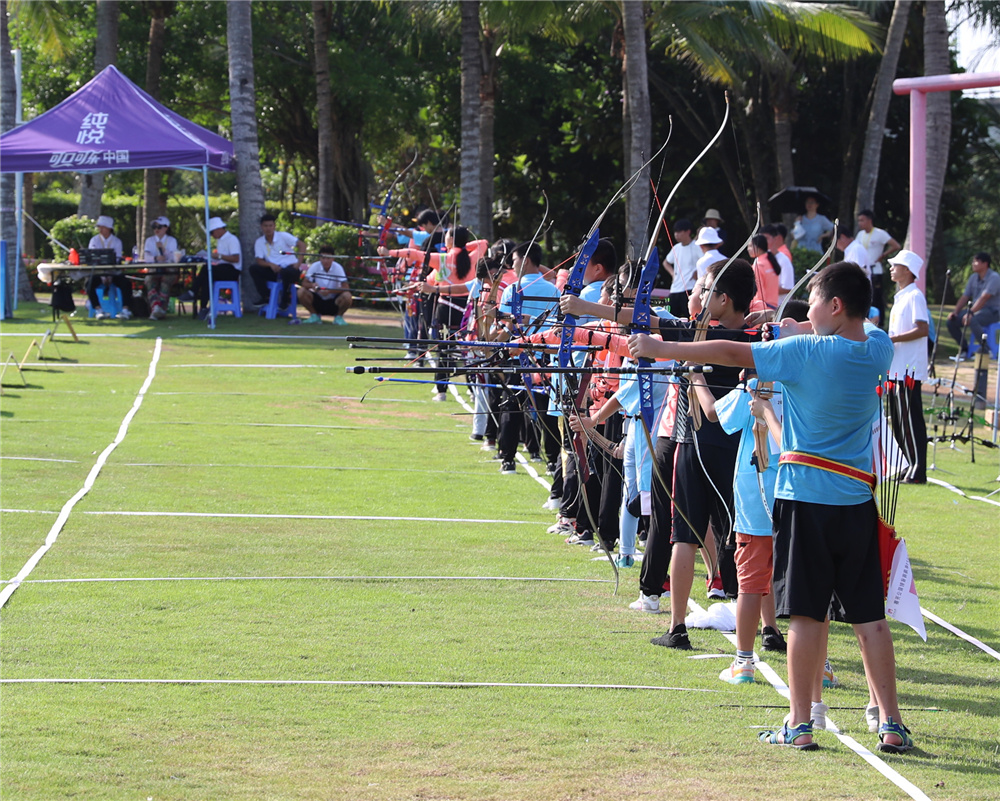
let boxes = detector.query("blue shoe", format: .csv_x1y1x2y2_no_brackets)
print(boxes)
759,721,817,750
876,717,914,754
615,554,635,568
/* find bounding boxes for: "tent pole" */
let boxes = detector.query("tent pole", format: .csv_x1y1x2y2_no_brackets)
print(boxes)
12,49,23,312
203,165,215,330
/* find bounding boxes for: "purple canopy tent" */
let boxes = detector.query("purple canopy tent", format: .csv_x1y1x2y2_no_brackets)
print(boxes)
0,65,235,327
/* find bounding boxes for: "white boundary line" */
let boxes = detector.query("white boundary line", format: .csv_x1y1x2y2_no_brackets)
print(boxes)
0,338,163,610
0,677,716,692
920,607,1000,660
19,362,135,368
0,509,545,525
0,456,81,463
926,477,1000,506
9,575,611,586
686,600,931,801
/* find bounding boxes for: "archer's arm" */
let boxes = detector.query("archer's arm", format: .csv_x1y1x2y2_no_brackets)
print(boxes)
629,333,755,368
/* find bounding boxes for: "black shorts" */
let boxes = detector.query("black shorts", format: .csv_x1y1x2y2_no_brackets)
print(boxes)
670,440,736,547
771,498,884,624
312,291,347,315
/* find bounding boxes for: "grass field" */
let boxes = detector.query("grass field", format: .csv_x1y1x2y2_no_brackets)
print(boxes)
1,303,998,801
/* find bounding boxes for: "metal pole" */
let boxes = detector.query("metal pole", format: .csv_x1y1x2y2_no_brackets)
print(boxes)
203,166,215,330
12,49,23,311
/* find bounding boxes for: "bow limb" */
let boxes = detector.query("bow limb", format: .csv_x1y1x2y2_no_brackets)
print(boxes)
641,96,729,268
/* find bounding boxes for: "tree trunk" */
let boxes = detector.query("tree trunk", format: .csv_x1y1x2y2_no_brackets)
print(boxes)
78,0,119,220
622,0,651,256
770,75,796,192
459,1,483,236
0,1,35,304
312,0,334,221
141,10,169,245
917,0,950,261
478,24,497,242
854,0,911,220
227,0,266,306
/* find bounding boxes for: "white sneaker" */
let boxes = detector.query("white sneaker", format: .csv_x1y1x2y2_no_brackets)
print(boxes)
542,497,561,511
784,701,829,731
149,305,167,320
95,311,109,320
431,392,447,402
547,516,575,534
628,592,661,613
117,308,133,320
865,704,879,733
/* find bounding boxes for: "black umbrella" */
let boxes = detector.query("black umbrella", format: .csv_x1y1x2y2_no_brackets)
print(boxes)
767,186,833,215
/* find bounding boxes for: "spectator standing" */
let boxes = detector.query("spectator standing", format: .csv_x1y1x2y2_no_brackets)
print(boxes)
855,210,900,325
663,219,700,318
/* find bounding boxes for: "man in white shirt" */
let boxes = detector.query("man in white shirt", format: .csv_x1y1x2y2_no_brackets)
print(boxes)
251,213,305,309
663,218,700,318
887,250,929,483
85,214,134,320
181,216,243,320
855,210,900,326
688,226,726,317
836,225,871,278
300,246,352,325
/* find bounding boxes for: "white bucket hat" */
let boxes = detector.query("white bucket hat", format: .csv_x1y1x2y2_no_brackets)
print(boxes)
695,227,723,246
888,249,924,279
207,217,227,232
96,215,114,229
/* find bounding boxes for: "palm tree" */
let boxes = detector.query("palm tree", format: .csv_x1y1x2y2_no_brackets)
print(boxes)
78,0,120,221
854,0,911,220
622,0,651,254
460,0,484,236
647,1,880,221
227,0,266,307
312,0,335,221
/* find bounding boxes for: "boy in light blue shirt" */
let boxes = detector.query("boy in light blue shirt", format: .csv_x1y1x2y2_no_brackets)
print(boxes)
627,262,913,754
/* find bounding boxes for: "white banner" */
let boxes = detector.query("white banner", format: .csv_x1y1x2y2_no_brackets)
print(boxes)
885,539,927,641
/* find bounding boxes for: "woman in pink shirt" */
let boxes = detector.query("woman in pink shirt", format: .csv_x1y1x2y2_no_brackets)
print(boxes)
748,234,780,313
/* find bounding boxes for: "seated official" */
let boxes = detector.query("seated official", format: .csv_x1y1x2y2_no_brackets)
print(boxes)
300,246,352,325
141,215,180,320
85,213,136,320
180,216,242,319
251,213,304,309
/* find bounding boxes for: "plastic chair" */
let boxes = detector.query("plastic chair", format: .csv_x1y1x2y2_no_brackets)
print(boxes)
967,321,999,359
87,284,123,318
212,280,242,318
258,281,297,320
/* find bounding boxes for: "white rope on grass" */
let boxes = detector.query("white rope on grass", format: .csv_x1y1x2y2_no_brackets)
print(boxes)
920,607,1000,660
0,677,717,692
0,338,163,610
10,574,612,586
0,509,547,525
0,456,81,463
686,600,932,801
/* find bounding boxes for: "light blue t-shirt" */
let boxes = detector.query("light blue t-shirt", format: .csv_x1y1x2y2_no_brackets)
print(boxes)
716,378,782,536
751,324,892,505
499,274,560,328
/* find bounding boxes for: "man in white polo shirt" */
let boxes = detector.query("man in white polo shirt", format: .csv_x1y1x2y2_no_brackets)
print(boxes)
663,218,700,318
252,213,305,309
887,250,929,484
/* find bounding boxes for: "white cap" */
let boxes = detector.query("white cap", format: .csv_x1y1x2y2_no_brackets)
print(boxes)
695,227,723,246
207,216,227,232
96,215,114,229
888,249,923,279
152,216,170,228
704,208,724,222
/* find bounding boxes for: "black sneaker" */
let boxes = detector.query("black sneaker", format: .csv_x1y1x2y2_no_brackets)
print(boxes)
528,452,542,463
178,290,195,302
651,624,692,650
762,626,787,652
500,461,517,475
545,461,557,476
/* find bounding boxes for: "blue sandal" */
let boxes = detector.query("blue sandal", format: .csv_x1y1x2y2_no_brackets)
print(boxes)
759,721,818,751
876,717,914,754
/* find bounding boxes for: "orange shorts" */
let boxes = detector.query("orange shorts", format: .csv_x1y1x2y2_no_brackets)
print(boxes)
735,532,773,596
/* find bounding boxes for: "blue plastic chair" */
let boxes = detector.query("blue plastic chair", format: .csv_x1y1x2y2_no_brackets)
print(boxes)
212,280,242,318
258,281,297,320
967,321,999,360
87,284,123,318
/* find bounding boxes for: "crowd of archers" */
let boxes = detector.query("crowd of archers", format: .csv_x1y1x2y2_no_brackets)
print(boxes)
357,204,945,754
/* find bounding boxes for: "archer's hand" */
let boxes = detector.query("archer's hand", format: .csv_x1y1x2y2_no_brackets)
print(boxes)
560,294,584,317
749,394,772,421
377,246,390,258
627,332,659,360
567,412,594,434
